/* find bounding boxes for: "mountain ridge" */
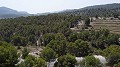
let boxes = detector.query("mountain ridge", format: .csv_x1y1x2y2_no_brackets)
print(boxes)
1,3,120,18
0,7,30,19
60,3,120,17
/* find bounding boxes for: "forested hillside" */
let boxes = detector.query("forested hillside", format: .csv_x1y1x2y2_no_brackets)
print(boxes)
61,3,120,17
0,3,120,67
0,14,80,46
0,13,119,67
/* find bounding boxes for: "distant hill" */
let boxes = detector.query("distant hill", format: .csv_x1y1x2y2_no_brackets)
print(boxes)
0,7,30,19
60,3,120,17
1,3,120,18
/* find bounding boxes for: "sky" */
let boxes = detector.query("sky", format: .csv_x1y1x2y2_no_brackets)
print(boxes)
0,0,120,14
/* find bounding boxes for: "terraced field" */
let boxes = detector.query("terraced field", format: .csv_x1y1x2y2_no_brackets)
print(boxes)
91,20,120,34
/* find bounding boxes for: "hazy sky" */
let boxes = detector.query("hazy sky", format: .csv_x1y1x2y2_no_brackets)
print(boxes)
0,0,120,14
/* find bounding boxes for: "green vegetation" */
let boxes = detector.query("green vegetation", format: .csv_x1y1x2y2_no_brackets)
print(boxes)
40,47,56,62
0,41,18,67
79,56,102,67
85,17,90,26
114,62,120,67
17,55,47,67
103,45,120,67
61,3,120,17
0,14,81,46
22,48,30,59
0,13,119,67
54,54,77,67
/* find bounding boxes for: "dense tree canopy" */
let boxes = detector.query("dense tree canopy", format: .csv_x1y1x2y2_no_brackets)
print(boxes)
0,41,18,67
54,54,77,67
17,55,47,67
74,39,91,57
103,45,120,66
40,47,56,62
79,56,102,67
0,12,120,67
0,14,81,46
61,3,120,17
47,40,67,56
85,17,90,26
